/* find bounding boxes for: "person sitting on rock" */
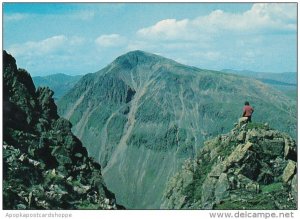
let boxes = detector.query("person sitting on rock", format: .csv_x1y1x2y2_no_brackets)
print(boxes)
242,101,254,123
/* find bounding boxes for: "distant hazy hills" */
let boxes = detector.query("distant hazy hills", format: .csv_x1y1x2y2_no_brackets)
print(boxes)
222,69,296,84
33,74,82,100
32,68,297,102
222,69,297,100
58,50,296,209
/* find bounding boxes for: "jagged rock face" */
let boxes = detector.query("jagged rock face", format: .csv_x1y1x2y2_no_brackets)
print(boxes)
58,50,296,209
162,123,297,209
3,51,121,210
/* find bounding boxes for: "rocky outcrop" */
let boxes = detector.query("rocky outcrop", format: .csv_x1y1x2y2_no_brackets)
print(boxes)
3,51,122,210
162,123,297,210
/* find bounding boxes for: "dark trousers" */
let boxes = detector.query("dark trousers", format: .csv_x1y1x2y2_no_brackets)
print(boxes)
246,116,252,123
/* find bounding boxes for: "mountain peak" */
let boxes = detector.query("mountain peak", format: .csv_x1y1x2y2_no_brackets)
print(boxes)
58,49,296,209
112,50,172,68
120,50,158,59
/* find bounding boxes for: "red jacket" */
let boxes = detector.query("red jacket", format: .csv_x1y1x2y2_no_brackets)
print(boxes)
243,105,254,117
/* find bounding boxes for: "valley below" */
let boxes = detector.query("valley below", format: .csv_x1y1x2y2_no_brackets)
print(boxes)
58,50,297,209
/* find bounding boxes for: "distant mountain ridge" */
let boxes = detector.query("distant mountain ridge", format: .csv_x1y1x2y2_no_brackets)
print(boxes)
33,73,82,100
221,69,296,85
58,50,296,209
221,69,297,101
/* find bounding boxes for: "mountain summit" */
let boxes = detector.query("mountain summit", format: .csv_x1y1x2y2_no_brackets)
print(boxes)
58,50,296,209
112,50,169,66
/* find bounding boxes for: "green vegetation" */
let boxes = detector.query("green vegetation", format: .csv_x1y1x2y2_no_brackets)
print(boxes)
214,183,290,210
128,124,179,151
107,113,127,144
74,200,101,210
214,194,278,210
282,89,297,100
261,182,283,193
246,122,266,130
183,155,214,205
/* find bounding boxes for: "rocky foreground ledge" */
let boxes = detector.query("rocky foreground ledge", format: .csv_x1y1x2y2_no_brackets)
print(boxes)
3,50,122,210
162,123,297,210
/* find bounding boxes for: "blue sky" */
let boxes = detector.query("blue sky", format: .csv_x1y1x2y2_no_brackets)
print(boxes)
3,3,297,76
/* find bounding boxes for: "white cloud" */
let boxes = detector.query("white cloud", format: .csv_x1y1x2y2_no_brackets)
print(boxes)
214,3,297,32
248,3,296,23
9,35,67,57
137,3,296,41
131,3,296,72
8,35,86,58
95,34,126,48
4,13,29,21
6,35,93,75
137,19,189,40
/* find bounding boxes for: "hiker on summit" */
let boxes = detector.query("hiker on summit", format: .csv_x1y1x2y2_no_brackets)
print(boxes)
242,101,254,123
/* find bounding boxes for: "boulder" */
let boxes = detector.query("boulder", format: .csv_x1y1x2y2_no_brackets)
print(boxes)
201,177,218,209
284,138,297,161
226,142,253,165
74,185,91,194
260,139,284,157
238,155,260,181
291,174,297,201
282,160,296,183
214,173,230,203
16,204,27,210
36,87,58,120
209,163,227,177
237,131,246,142
236,174,259,193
